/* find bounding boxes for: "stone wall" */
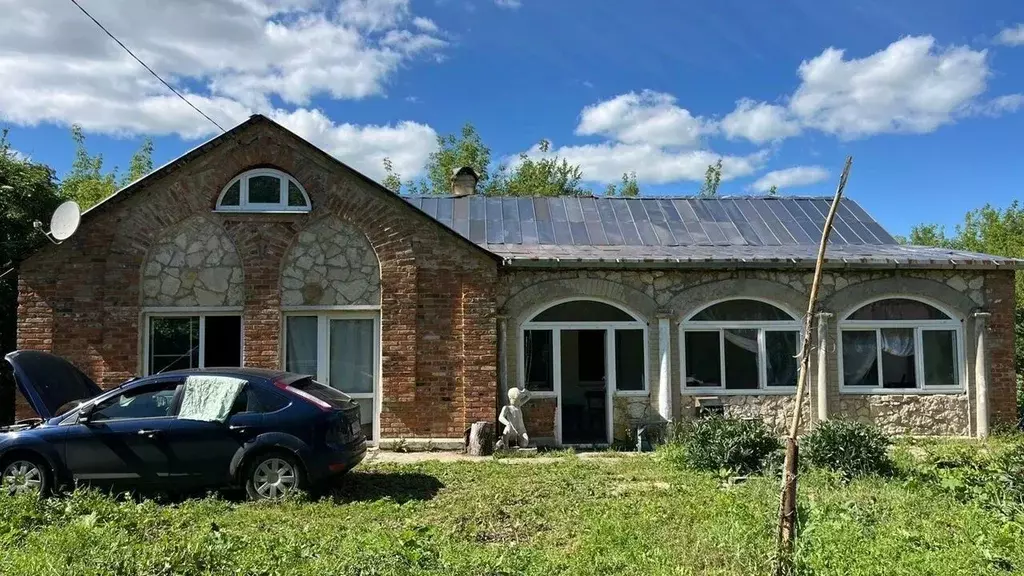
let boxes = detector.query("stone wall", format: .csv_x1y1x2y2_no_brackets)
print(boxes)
499,267,1017,438
141,215,244,307
280,216,381,306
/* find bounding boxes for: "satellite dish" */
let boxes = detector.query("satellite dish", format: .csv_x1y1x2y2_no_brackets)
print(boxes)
48,201,81,242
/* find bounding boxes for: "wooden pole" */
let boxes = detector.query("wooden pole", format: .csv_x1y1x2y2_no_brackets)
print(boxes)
774,157,853,575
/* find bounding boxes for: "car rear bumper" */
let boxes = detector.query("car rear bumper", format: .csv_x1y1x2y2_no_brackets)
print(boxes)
305,439,367,484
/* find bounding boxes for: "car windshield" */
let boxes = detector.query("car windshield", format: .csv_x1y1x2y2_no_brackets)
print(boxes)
287,378,352,409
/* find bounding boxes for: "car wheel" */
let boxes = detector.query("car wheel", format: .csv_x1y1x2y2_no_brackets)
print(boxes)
245,452,303,501
1,456,51,497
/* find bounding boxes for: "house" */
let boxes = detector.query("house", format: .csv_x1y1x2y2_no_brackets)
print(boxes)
10,115,1021,446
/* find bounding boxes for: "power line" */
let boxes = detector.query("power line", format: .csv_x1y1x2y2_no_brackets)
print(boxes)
68,0,227,133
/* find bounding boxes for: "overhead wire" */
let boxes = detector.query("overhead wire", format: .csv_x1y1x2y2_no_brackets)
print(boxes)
67,0,227,133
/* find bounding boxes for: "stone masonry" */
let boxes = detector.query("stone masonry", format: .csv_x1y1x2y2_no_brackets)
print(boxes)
280,216,381,306
141,216,244,307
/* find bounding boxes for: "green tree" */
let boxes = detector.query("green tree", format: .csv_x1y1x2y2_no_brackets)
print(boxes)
59,126,154,210
767,184,779,196
122,137,154,186
381,123,637,197
0,130,64,423
487,140,588,197
605,172,640,197
699,158,723,197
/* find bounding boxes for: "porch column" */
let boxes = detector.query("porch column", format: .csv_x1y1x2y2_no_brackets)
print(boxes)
657,314,672,421
973,311,991,438
816,312,833,423
497,313,509,399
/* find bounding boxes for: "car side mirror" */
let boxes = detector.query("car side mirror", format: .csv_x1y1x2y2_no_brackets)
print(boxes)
78,404,95,425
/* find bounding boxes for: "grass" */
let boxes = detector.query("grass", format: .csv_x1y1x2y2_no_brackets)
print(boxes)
1,444,1023,575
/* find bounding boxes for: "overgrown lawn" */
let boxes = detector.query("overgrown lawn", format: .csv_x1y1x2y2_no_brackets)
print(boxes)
1,446,1023,575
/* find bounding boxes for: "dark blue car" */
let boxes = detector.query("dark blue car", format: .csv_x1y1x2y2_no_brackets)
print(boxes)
0,350,366,499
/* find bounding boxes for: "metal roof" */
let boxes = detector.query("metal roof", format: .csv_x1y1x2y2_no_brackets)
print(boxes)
404,196,1024,270
404,196,896,247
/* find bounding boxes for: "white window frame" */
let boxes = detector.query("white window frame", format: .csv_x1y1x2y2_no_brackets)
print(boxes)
837,295,965,394
519,297,649,446
141,307,245,375
214,168,311,213
282,309,381,443
679,297,802,395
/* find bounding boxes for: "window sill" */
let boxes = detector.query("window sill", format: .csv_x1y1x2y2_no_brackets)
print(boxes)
614,390,649,397
213,209,311,215
680,388,796,396
839,388,965,396
525,391,557,399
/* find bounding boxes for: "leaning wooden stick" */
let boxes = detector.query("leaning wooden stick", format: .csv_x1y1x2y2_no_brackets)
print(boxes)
774,156,853,575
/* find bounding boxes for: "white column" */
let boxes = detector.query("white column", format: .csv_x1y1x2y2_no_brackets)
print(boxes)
816,312,833,423
497,314,508,411
974,311,991,438
658,316,672,421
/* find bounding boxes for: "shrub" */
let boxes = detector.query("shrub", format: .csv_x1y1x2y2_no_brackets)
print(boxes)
802,420,892,479
664,416,781,475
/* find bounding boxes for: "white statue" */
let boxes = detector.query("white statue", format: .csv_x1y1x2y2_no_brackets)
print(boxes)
496,387,530,449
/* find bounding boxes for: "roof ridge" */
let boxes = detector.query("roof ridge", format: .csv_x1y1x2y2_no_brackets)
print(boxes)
402,194,858,201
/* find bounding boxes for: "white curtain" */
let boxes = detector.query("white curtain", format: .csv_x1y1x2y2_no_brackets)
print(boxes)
286,316,318,376
843,332,878,385
880,328,915,357
330,319,374,394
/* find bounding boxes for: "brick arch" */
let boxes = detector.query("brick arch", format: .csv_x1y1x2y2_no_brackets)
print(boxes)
279,215,381,306
666,278,808,321
503,278,658,329
139,214,244,307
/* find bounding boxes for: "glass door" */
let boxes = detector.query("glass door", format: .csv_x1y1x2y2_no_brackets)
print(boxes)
284,312,379,441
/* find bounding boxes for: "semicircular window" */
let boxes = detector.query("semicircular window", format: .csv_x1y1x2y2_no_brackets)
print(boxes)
531,300,636,322
216,169,311,213
846,298,950,321
690,299,795,322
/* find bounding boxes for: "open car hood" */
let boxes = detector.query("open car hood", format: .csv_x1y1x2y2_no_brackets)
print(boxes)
4,350,103,419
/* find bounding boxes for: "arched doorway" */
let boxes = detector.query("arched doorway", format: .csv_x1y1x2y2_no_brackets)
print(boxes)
521,299,647,445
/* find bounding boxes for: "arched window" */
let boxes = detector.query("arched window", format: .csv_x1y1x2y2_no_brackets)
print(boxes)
839,297,962,392
215,169,311,213
681,299,800,392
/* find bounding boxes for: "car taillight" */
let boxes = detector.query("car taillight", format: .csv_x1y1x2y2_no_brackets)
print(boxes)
275,380,332,412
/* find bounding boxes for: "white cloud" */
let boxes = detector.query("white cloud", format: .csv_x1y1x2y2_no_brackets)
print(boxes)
521,141,766,185
996,24,1024,46
972,93,1024,116
788,36,990,139
495,0,522,8
576,90,713,147
0,0,445,179
720,99,800,144
412,16,439,34
751,166,829,192
271,108,436,181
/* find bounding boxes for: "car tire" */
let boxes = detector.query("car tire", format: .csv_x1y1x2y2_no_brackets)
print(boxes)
244,451,304,501
1,455,52,498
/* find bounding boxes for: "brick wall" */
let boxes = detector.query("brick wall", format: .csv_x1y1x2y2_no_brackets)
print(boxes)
14,119,499,437
985,271,1017,426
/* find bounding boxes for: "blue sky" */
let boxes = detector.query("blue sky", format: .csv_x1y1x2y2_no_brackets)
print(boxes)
2,0,1024,236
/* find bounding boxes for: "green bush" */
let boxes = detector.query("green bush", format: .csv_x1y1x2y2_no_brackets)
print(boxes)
802,420,892,479
663,416,781,475
913,441,1024,521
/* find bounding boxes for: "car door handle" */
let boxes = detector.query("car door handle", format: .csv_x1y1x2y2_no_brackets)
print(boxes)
228,425,248,433
137,429,161,438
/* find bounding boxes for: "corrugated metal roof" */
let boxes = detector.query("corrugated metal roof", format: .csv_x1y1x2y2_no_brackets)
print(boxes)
403,195,1024,270
404,196,897,247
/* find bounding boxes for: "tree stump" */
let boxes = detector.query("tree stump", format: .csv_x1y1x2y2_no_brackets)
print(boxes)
466,421,494,456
